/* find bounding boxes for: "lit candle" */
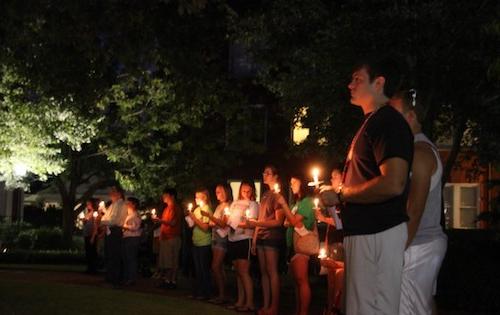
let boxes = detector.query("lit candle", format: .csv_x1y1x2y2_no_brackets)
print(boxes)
187,203,193,212
245,209,251,219
273,183,280,193
78,212,85,220
314,198,319,209
318,247,327,259
99,201,105,209
224,207,230,216
151,208,157,217
92,211,98,218
199,200,205,208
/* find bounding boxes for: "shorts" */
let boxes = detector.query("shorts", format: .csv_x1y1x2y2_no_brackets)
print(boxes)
228,239,251,261
158,236,181,269
212,239,228,252
256,238,284,251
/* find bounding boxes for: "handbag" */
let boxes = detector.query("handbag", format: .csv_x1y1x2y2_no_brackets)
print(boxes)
293,221,320,256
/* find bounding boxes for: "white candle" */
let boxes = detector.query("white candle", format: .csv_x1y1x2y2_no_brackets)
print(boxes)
245,209,251,219
312,167,320,184
92,211,98,218
78,212,85,220
273,183,280,193
224,207,230,216
187,203,193,212
314,198,319,209
99,201,105,209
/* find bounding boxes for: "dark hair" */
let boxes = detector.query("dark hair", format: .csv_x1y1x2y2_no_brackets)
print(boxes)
162,187,177,199
353,55,407,98
290,175,312,201
216,183,233,203
127,197,140,210
110,185,125,199
87,198,100,211
238,180,256,201
392,89,425,121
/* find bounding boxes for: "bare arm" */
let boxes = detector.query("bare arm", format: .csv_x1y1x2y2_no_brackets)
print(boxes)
189,211,211,232
343,157,409,203
406,143,436,247
249,209,285,228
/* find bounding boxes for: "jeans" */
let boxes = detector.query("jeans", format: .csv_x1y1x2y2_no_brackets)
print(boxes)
192,245,212,298
122,236,141,282
84,236,98,273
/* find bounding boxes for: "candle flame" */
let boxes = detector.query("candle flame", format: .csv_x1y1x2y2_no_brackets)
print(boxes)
99,201,105,209
245,209,251,218
224,207,230,216
92,211,98,218
188,203,193,211
318,248,327,258
78,212,85,220
314,198,319,208
151,208,156,216
312,167,320,178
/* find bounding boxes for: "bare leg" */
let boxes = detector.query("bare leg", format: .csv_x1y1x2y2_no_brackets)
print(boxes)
236,259,254,309
211,247,226,300
291,255,311,315
257,247,270,311
264,248,281,315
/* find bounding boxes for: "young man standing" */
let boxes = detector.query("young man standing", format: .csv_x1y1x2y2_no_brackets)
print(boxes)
391,90,447,315
321,57,414,314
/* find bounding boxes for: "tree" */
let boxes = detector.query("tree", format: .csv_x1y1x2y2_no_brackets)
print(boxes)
232,0,500,180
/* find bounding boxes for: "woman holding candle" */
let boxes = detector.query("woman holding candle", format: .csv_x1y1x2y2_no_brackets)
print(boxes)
247,165,290,315
201,184,233,304
226,180,259,312
187,188,213,300
315,168,345,314
122,197,143,285
285,175,316,315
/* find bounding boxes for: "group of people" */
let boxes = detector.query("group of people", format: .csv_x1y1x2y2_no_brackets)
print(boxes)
80,55,447,315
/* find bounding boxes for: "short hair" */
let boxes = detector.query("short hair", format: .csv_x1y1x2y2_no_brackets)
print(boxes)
353,55,407,98
238,180,256,201
162,187,177,199
216,183,233,203
392,89,425,121
127,197,140,209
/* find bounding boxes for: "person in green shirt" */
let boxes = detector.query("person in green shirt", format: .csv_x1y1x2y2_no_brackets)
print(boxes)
285,175,315,315
186,188,213,299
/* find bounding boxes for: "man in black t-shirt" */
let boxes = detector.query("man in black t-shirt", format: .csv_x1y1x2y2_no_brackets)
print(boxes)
320,57,413,315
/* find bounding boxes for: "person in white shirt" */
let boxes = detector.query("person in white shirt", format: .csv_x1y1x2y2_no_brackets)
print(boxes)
122,197,143,285
100,185,128,286
226,181,259,312
391,89,447,315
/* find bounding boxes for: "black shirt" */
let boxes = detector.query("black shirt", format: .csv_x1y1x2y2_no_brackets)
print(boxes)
342,105,413,236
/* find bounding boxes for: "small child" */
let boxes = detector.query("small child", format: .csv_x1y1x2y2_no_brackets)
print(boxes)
122,197,143,285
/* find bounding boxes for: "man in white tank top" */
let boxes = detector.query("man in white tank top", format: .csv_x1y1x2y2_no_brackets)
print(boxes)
391,90,448,315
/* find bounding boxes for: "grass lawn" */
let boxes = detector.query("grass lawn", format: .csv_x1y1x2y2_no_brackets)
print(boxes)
0,276,237,315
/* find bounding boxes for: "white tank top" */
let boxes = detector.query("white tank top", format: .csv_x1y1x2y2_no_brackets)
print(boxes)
411,133,447,245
